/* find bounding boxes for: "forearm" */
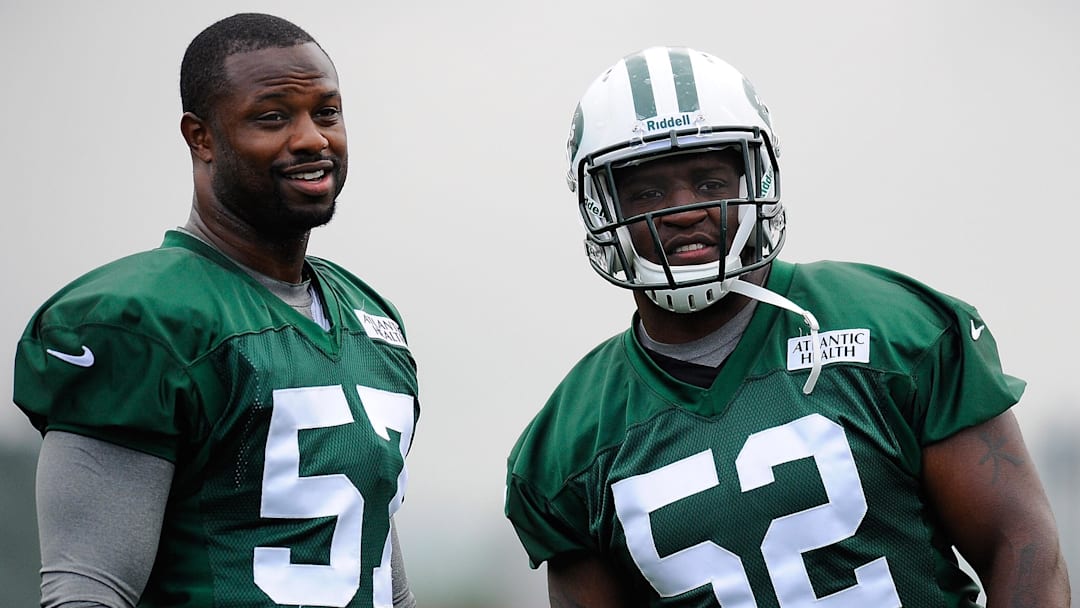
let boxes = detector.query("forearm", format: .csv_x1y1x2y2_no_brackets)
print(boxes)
923,411,1071,608
981,530,1071,607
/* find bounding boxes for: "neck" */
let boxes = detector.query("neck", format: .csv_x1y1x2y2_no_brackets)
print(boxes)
185,205,310,283
635,265,770,344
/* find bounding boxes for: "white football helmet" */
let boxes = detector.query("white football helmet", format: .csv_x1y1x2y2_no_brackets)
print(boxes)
567,46,785,314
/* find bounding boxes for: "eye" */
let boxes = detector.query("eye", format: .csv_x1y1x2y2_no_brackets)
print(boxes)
621,188,664,209
618,187,663,217
699,179,729,192
255,111,288,124
630,188,663,201
315,106,343,123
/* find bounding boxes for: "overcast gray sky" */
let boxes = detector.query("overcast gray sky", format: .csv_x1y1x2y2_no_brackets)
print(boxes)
3,1,1078,604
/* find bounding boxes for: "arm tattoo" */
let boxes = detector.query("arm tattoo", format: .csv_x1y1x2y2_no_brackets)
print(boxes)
1008,543,1038,608
977,430,1024,484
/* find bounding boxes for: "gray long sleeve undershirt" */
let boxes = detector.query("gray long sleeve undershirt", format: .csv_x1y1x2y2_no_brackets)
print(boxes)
37,430,417,608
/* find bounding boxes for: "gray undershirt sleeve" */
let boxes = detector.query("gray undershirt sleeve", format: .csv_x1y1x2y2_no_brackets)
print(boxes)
391,522,417,608
37,431,173,608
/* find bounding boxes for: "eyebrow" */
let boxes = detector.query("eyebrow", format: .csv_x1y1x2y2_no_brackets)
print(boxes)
253,89,341,104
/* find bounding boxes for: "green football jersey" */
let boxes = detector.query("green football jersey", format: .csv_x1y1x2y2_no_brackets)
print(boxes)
15,231,419,608
505,260,1024,607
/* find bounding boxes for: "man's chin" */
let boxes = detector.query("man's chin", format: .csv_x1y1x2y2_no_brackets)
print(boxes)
261,203,337,238
295,209,336,233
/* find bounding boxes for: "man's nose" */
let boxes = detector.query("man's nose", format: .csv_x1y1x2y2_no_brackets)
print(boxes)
661,187,709,225
289,114,329,154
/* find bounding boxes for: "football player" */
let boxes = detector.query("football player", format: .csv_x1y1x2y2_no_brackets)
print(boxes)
504,46,1070,607
14,14,419,608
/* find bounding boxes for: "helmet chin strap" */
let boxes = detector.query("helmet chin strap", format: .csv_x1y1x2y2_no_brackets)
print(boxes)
727,279,821,394
638,259,736,313
635,206,759,313
638,267,822,394
632,205,821,393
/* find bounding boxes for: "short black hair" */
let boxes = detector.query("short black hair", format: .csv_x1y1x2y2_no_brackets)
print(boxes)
180,13,327,118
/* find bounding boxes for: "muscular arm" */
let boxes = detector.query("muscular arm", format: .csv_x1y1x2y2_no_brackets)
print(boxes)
37,431,173,608
922,409,1071,607
547,553,642,608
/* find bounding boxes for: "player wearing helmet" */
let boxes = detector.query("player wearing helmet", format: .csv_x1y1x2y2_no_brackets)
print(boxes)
505,47,1069,607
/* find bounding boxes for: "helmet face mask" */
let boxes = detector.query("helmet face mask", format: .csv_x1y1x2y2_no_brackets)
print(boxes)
569,47,785,313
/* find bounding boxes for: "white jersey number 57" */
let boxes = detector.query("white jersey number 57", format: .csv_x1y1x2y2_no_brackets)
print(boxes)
611,413,901,607
255,384,415,608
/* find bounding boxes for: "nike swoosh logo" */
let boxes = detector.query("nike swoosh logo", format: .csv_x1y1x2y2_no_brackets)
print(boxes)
46,345,95,367
970,320,986,341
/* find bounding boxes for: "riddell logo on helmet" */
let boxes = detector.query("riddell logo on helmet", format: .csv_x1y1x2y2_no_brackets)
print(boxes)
645,113,693,132
759,172,773,197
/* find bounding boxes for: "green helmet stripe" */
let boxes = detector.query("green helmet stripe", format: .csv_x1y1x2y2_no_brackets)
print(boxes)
668,48,700,113
625,49,700,120
624,53,656,121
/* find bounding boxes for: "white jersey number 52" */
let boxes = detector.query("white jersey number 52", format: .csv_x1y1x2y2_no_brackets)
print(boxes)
611,413,901,607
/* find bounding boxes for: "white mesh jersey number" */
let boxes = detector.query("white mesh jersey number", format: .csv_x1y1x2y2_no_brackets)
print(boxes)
254,384,415,608
612,413,900,607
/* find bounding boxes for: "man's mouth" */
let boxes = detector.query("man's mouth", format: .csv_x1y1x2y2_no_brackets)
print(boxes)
281,163,335,197
663,240,719,264
673,243,707,254
287,169,326,181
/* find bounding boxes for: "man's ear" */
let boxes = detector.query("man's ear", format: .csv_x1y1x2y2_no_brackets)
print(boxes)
180,112,214,163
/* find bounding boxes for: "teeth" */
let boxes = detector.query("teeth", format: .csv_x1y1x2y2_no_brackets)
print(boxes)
289,170,325,180
674,243,707,254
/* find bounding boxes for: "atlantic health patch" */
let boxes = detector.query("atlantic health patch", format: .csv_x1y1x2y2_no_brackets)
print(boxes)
787,328,870,370
355,310,408,349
